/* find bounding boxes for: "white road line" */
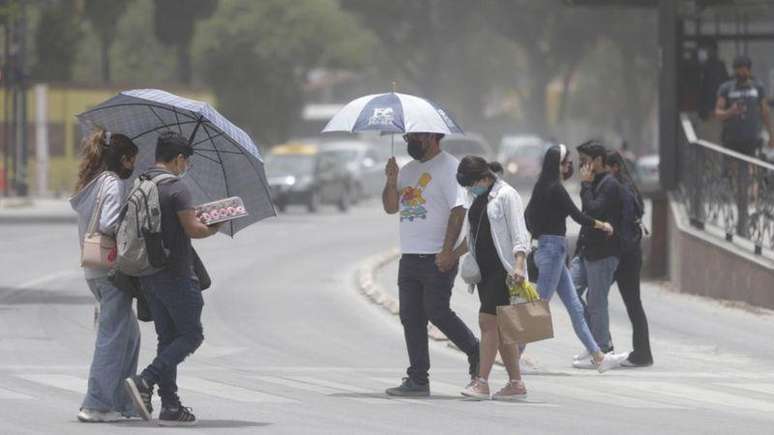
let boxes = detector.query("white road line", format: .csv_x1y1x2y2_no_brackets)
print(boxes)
255,376,340,395
0,387,33,400
282,376,406,405
535,381,685,409
16,374,85,394
624,381,774,412
181,377,299,404
717,383,774,396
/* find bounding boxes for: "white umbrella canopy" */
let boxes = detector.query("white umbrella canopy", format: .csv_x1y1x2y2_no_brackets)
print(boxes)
322,92,464,135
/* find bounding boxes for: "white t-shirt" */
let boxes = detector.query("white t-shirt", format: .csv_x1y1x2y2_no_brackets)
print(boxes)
397,151,466,254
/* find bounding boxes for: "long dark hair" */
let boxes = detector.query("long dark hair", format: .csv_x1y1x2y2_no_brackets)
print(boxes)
525,146,564,234
607,150,643,206
75,129,138,191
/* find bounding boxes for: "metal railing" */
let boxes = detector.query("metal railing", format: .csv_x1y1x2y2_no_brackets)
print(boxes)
678,113,774,259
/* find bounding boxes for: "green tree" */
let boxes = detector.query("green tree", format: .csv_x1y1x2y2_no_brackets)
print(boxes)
484,0,604,136
194,0,375,144
83,0,134,83
32,0,82,82
153,0,217,85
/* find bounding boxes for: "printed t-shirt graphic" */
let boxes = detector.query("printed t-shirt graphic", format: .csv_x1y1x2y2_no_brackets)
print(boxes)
400,173,432,222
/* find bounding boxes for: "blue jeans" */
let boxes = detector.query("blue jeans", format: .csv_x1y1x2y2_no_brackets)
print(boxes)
82,277,141,415
139,270,204,406
571,255,620,351
533,236,600,354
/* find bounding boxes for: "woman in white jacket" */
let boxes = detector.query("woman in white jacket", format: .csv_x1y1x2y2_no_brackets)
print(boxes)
454,156,530,400
70,129,138,422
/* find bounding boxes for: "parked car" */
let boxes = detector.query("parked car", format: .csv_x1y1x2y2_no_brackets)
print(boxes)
318,140,384,202
265,143,352,213
497,134,547,186
635,154,660,195
442,133,495,161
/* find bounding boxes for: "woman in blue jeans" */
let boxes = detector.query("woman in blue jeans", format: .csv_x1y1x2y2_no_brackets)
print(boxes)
524,145,621,372
71,129,139,422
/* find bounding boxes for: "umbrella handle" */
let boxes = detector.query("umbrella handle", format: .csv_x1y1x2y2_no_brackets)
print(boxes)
391,133,394,157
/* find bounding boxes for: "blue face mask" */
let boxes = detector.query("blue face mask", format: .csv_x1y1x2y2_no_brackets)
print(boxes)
468,185,488,198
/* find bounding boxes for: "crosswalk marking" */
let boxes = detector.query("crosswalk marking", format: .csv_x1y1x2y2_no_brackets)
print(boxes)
534,381,685,409
716,383,774,396
280,376,411,405
16,374,85,394
623,381,774,412
181,377,299,404
0,387,33,400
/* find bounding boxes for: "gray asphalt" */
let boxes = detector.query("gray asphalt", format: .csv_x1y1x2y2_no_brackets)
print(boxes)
1,201,773,434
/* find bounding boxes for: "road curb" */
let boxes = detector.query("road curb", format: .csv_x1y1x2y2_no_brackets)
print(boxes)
356,249,540,370
356,249,450,342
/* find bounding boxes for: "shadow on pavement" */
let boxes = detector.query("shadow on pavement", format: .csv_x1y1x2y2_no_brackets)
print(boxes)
330,392,462,401
101,419,273,429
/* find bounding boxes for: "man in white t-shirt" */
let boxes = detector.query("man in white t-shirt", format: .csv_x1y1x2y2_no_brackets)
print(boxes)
382,132,480,397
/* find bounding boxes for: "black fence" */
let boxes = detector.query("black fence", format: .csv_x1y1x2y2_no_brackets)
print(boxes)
678,114,774,259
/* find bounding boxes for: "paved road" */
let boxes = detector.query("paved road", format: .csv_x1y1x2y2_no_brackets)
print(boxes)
1,201,773,434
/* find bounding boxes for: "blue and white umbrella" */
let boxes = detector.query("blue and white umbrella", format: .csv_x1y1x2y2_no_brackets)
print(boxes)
322,92,463,136
77,89,275,236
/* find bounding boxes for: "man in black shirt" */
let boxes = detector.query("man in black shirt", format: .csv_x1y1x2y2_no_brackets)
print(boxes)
570,141,624,361
125,132,221,427
715,55,773,238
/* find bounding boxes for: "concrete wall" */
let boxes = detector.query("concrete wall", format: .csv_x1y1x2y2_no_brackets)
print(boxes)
667,194,774,309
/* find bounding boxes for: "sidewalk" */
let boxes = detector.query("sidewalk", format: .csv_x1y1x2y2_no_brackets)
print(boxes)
0,198,76,224
372,251,774,376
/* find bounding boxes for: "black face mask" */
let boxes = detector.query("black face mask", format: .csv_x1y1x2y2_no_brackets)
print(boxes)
407,139,427,161
562,161,574,181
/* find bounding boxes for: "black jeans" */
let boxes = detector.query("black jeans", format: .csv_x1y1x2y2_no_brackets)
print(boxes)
398,255,479,384
614,246,653,364
139,270,204,406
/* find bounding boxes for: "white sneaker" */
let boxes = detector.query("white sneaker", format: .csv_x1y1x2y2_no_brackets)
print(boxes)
595,353,626,373
77,409,124,423
572,358,596,370
573,349,591,361
461,377,491,400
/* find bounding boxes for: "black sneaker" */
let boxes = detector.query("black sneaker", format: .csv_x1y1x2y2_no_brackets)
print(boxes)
158,405,197,427
124,375,153,421
385,377,430,397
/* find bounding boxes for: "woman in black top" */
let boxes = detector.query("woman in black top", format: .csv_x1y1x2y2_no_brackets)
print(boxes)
607,150,653,367
524,145,622,372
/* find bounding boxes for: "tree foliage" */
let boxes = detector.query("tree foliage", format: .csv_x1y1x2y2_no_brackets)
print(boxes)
194,0,375,144
153,0,217,85
83,0,134,83
32,0,82,82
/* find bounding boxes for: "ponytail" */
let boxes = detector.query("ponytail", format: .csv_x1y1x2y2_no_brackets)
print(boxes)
75,129,138,191
75,129,108,191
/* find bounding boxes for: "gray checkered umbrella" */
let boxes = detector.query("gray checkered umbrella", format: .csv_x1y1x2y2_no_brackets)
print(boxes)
77,89,276,236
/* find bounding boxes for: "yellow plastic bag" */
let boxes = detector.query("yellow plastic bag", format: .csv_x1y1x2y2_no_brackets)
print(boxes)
506,276,540,302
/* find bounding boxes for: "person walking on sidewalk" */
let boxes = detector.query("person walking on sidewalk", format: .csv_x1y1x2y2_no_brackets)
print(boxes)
382,132,480,397
524,145,622,372
455,156,529,400
570,140,625,369
606,150,654,368
71,129,140,422
125,132,221,427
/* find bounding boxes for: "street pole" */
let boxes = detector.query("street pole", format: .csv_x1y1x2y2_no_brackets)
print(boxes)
15,0,26,196
34,84,48,197
1,18,7,197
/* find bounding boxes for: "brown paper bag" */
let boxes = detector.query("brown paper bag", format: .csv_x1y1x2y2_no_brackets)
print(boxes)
496,300,554,345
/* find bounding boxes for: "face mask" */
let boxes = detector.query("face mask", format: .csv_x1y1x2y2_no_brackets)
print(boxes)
177,158,190,178
468,185,488,198
407,139,426,161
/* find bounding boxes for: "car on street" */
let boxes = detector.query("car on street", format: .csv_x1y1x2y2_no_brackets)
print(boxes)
318,140,385,202
265,143,352,213
635,153,660,195
441,133,495,161
497,134,547,186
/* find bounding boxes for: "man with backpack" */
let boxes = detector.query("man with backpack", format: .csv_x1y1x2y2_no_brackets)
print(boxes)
570,141,624,368
607,150,653,368
124,132,221,427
